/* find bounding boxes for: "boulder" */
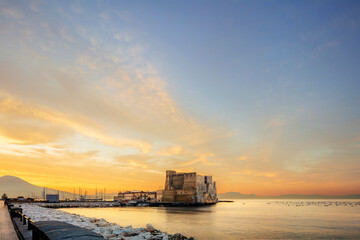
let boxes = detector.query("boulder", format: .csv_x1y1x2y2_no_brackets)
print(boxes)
98,222,110,227
99,227,112,234
113,229,126,235
139,232,151,237
110,225,122,231
146,224,157,232
123,231,139,237
168,233,188,240
135,227,147,232
103,233,117,239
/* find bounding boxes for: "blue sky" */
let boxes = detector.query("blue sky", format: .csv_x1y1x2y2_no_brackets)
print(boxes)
0,0,359,195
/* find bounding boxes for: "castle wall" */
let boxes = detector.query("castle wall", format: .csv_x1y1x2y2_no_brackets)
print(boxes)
156,190,163,202
196,175,217,203
183,172,197,190
162,190,176,202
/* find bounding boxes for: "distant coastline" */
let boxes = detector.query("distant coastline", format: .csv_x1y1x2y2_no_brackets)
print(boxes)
218,192,360,199
2,175,360,200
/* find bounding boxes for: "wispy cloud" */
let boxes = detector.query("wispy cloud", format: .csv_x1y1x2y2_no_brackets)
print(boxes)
1,7,23,19
0,93,151,152
114,33,131,42
28,0,41,12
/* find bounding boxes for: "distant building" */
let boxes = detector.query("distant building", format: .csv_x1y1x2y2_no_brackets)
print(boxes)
17,196,25,201
156,190,163,202
46,194,60,203
157,170,217,204
116,191,157,202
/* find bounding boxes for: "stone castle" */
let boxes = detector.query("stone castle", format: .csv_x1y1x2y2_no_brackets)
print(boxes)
157,170,217,204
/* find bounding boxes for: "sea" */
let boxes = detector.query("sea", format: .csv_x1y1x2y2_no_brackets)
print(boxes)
60,200,360,239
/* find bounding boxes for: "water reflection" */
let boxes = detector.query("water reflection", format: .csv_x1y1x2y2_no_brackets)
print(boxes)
162,205,215,215
60,200,360,240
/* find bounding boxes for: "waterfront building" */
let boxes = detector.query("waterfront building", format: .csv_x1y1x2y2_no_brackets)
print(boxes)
116,190,157,202
157,170,218,204
46,194,60,203
156,190,163,202
17,196,25,201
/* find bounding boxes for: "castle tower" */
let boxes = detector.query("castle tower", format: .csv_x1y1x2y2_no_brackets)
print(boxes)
165,170,176,190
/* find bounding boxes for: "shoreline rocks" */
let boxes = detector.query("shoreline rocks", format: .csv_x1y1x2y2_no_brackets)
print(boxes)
17,203,194,240
36,201,121,208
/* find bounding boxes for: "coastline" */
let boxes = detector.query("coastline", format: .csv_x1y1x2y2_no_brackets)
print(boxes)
17,203,195,240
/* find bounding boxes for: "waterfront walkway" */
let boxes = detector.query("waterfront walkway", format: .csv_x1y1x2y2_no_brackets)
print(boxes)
0,200,18,240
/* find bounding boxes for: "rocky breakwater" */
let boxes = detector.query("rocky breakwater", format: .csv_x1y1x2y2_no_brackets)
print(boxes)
18,203,194,240
36,201,121,208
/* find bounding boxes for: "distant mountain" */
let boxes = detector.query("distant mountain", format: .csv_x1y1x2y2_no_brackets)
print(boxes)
218,192,258,199
0,175,117,199
0,175,47,198
218,192,360,199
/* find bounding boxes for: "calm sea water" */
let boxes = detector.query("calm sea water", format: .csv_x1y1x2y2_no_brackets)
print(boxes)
60,200,360,239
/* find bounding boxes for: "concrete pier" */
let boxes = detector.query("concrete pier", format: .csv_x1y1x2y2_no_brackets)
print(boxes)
0,200,18,240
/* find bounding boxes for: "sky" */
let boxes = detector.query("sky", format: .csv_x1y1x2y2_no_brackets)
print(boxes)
0,0,359,196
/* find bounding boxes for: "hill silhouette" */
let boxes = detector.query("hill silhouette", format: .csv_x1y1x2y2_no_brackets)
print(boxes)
0,175,67,198
0,175,116,199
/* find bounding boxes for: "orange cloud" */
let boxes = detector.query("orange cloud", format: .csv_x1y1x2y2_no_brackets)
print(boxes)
0,92,151,152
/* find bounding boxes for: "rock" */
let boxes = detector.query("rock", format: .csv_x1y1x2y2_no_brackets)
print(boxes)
151,232,162,236
110,225,122,231
97,222,110,227
123,231,139,237
113,229,125,235
103,233,117,239
18,203,191,240
168,233,188,240
146,224,157,232
101,227,113,234
151,236,165,240
135,227,147,232
139,232,151,237
126,236,143,240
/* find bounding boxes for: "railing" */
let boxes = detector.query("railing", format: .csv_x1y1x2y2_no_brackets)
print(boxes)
16,210,34,230
4,200,104,240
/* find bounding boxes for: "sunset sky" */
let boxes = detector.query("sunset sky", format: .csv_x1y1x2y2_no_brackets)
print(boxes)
0,0,359,196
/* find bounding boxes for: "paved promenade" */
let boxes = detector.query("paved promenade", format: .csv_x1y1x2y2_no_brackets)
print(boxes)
0,200,18,240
